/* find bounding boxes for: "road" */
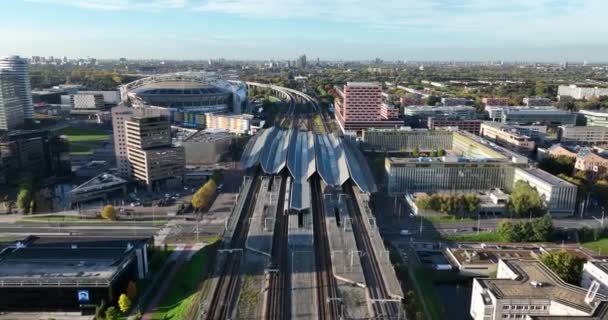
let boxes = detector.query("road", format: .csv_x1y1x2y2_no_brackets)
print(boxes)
371,193,605,241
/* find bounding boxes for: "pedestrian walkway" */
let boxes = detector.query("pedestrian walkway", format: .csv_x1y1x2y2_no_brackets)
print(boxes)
142,244,192,320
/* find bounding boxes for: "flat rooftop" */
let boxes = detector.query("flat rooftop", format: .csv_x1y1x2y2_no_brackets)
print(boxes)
0,236,148,287
448,248,535,266
478,259,606,314
346,81,380,87
519,167,575,187
184,130,234,143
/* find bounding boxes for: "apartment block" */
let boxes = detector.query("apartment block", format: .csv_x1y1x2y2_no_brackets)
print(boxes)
559,125,608,145
334,82,402,134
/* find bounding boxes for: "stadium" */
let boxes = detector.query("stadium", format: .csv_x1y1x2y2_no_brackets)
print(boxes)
120,72,247,128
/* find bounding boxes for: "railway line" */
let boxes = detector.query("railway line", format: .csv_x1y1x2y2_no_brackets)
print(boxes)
343,182,401,319
266,175,290,320
311,176,341,320
205,174,262,320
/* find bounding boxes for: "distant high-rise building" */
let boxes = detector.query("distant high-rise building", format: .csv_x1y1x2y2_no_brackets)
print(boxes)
0,55,34,130
296,54,307,69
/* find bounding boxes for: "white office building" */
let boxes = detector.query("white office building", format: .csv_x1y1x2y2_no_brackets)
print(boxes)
559,125,608,145
513,168,577,215
582,261,608,297
559,85,608,100
470,259,608,320
0,55,33,130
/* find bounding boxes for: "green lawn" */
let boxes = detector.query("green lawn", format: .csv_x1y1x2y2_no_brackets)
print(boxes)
150,241,219,320
55,126,110,155
444,231,503,242
413,268,445,320
582,238,608,255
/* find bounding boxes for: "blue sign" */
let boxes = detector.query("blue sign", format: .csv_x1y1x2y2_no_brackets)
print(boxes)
77,290,90,302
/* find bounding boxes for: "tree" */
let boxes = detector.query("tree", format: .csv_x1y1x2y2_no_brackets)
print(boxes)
16,189,32,214
556,96,576,111
192,179,218,212
539,249,585,284
496,220,515,242
538,156,574,176
532,214,554,242
463,193,481,214
429,149,437,157
118,293,131,313
105,306,119,320
101,205,117,221
415,194,432,210
509,181,546,218
126,281,137,300
412,146,420,157
437,149,446,157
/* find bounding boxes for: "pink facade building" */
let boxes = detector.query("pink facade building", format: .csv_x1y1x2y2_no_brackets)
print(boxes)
334,82,401,134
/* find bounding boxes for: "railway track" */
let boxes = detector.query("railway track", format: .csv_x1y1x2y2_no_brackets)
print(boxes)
311,176,341,320
343,182,400,319
266,175,290,319
205,175,262,320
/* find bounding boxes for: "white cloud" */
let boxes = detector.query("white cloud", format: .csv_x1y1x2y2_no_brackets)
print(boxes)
24,0,188,10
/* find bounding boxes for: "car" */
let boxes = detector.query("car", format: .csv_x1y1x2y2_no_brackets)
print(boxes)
409,212,415,218
400,229,413,236
218,184,224,190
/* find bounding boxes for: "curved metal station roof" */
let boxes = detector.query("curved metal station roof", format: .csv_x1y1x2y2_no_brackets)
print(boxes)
242,128,377,203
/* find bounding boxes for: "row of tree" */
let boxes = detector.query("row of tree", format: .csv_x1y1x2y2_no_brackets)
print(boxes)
411,146,446,158
191,179,218,212
95,281,138,320
495,215,554,242
415,192,480,215
508,181,546,218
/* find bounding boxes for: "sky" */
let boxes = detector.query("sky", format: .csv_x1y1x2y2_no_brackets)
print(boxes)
1,0,607,61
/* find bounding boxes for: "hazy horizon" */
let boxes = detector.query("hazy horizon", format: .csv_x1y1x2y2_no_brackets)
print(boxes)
2,0,608,62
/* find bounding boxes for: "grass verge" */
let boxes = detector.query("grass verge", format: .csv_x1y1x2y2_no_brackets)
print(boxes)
582,238,608,255
149,241,219,320
413,268,445,320
443,231,502,242
423,215,476,224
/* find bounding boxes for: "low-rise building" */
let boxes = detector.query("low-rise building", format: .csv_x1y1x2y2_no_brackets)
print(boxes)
445,247,535,276
575,149,608,175
513,168,577,215
544,144,578,159
559,85,608,100
180,130,233,165
480,122,536,153
362,127,453,152
580,110,608,128
470,259,608,320
523,97,553,107
0,236,150,313
502,108,577,126
442,97,473,106
404,105,476,121
204,113,256,134
582,261,608,297
427,117,482,135
559,125,608,146
482,97,511,107
69,172,128,204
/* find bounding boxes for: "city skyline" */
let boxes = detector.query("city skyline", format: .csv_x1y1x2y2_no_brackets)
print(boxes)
1,0,608,61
